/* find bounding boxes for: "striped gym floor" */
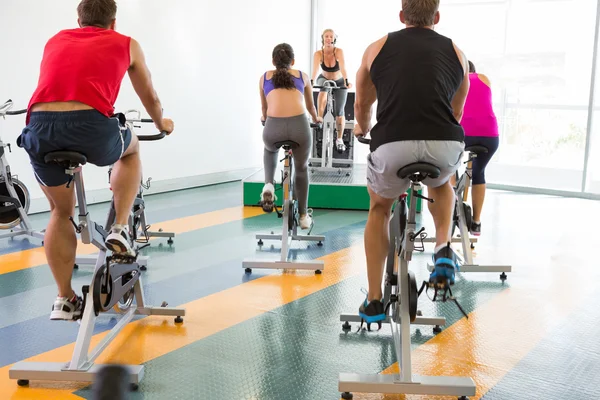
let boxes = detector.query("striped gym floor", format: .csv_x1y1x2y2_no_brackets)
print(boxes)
0,181,598,399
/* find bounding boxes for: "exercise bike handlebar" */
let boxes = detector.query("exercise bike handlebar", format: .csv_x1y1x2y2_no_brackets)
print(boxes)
133,118,167,141
312,85,348,90
311,79,348,91
0,99,26,116
5,109,26,116
120,110,168,141
355,134,371,145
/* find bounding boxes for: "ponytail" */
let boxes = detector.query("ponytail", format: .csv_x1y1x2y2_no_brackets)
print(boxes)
271,44,296,90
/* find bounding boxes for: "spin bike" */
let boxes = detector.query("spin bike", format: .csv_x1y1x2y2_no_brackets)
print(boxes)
309,80,353,175
75,111,175,271
9,127,185,389
338,135,475,400
243,120,325,273
424,145,511,280
0,99,44,242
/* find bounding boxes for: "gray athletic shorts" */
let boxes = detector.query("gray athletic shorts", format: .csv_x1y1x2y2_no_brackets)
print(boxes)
366,140,464,199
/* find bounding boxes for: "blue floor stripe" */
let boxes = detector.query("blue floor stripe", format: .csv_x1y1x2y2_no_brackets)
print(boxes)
0,182,242,257
482,290,600,400
0,219,368,367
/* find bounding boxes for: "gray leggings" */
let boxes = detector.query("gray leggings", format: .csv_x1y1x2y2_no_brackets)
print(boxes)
263,114,312,214
316,75,347,117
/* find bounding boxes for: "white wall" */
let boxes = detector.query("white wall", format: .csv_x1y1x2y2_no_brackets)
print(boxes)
0,0,311,206
315,0,402,164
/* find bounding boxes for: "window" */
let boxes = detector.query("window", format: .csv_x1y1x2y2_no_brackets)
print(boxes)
585,11,600,194
317,0,598,193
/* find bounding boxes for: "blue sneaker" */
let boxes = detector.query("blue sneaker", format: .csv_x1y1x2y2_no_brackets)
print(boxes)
358,289,385,331
430,244,459,285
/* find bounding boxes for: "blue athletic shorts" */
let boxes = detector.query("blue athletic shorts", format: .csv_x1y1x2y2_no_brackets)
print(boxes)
17,110,132,187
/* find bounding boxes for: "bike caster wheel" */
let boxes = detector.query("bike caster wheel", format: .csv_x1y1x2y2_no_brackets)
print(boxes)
433,325,442,334
167,238,174,245
315,270,322,275
470,243,475,249
175,316,184,324
341,392,353,399
141,265,147,271
342,321,351,331
500,272,507,281
130,383,139,391
317,241,323,246
257,239,263,246
73,264,79,270
17,379,29,387
245,268,252,273
458,397,469,400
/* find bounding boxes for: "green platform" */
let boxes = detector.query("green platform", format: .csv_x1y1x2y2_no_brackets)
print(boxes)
242,164,422,212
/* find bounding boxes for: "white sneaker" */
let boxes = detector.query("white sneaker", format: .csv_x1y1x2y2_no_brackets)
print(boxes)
260,183,276,213
299,209,313,230
336,138,346,152
50,295,83,321
106,225,135,257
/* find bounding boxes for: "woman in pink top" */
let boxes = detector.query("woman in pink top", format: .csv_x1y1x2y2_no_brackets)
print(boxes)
460,61,499,236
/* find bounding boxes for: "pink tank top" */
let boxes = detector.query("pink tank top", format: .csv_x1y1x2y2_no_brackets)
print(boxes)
461,73,498,137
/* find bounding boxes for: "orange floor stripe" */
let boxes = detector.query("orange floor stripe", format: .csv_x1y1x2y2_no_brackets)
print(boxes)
0,245,366,399
355,255,596,399
0,206,263,276
2,239,592,399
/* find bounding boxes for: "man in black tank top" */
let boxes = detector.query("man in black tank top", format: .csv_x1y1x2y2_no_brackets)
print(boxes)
352,0,470,324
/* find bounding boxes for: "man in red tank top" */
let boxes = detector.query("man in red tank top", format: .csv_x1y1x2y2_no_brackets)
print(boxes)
17,0,174,321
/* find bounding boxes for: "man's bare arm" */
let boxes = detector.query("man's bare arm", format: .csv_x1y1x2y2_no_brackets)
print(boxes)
354,37,385,134
128,38,170,132
450,42,470,123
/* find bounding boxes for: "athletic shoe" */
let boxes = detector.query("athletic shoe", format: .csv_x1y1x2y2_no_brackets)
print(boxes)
429,244,459,285
471,221,481,236
50,294,83,321
359,298,385,324
260,183,275,213
106,226,136,257
336,138,346,152
299,209,313,229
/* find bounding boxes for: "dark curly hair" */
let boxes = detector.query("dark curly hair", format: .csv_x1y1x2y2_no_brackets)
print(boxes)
271,43,296,90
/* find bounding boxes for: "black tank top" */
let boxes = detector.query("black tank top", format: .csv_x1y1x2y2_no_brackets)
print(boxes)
369,28,465,152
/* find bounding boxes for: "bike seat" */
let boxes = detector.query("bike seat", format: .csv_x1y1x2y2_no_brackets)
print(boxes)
465,145,489,154
397,162,441,182
44,151,87,168
275,140,300,150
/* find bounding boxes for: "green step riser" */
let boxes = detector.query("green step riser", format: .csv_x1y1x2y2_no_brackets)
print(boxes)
243,182,422,212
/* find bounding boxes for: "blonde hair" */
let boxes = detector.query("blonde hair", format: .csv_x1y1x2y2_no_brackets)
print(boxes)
402,0,439,27
321,29,336,45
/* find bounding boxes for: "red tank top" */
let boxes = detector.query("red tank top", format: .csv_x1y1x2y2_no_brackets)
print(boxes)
27,27,131,124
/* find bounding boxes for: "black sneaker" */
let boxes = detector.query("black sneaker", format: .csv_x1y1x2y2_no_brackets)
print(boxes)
471,222,481,236
50,294,83,321
430,243,458,285
358,298,385,324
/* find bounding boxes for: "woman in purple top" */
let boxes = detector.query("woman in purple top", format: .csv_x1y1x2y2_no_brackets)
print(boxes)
258,43,321,229
460,61,499,235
